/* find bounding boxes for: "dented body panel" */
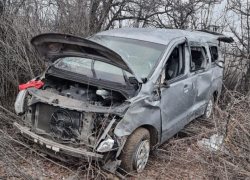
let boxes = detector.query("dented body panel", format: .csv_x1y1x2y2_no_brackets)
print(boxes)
114,81,161,140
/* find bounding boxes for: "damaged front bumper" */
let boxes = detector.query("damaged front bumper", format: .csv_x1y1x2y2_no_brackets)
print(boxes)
13,122,103,161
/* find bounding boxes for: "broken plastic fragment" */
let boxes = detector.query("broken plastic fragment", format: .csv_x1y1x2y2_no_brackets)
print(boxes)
197,134,224,152
46,145,52,149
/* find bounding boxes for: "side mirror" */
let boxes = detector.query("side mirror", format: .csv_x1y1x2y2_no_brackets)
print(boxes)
162,80,170,88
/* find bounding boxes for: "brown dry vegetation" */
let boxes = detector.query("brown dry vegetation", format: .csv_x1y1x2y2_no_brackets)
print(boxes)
1,0,250,179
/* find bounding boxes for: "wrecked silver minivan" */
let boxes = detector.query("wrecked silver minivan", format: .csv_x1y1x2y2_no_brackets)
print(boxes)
13,28,233,173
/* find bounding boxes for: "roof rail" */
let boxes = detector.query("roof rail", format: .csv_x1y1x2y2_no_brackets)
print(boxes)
196,29,234,43
196,29,224,36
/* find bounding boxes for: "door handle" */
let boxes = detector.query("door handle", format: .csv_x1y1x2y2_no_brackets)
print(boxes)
183,84,189,93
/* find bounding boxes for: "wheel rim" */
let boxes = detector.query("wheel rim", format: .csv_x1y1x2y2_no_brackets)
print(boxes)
133,140,150,173
206,99,213,118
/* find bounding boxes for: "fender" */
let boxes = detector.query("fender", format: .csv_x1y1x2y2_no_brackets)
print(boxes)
114,81,161,143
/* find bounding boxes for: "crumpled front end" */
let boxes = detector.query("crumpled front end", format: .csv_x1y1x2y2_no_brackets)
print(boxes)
13,122,104,161
13,75,131,172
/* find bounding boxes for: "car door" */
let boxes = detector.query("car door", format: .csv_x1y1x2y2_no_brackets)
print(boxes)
160,43,196,143
189,44,213,117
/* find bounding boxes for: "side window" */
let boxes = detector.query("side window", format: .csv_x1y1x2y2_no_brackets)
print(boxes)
190,47,207,71
210,46,219,63
164,44,185,81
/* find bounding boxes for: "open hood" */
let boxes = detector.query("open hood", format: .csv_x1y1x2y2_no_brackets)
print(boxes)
31,33,142,83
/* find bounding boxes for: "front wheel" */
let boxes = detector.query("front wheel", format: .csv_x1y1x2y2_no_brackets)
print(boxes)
202,96,214,119
119,127,150,173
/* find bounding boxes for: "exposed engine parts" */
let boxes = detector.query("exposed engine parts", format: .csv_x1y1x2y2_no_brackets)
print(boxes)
50,109,81,138
24,100,120,148
42,76,126,107
16,75,126,150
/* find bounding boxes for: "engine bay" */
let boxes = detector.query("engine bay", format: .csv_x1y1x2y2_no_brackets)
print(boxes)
41,75,126,107
19,75,130,149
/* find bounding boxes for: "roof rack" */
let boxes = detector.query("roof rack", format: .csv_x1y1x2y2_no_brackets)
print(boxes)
196,29,234,43
196,29,224,36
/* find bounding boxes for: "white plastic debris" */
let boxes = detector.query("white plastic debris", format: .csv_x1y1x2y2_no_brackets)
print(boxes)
46,145,52,149
197,134,224,152
52,146,60,152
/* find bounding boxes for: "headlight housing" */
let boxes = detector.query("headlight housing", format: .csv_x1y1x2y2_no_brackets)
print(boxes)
96,136,114,152
14,90,28,114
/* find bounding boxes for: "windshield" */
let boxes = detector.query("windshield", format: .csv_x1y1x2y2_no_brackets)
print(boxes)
89,35,166,78
55,57,131,84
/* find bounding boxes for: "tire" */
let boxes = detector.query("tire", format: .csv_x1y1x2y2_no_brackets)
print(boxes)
119,127,150,173
202,96,215,119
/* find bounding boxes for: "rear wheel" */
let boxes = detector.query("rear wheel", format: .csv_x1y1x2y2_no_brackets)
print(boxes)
119,127,150,173
202,96,214,119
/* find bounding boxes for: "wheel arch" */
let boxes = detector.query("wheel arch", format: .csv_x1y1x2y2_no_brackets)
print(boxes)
213,90,219,102
137,124,159,146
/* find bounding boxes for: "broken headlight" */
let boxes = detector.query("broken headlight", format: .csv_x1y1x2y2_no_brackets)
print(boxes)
96,136,114,152
14,90,28,115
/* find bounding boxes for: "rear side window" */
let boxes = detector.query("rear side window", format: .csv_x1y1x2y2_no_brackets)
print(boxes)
210,46,219,62
190,47,207,71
